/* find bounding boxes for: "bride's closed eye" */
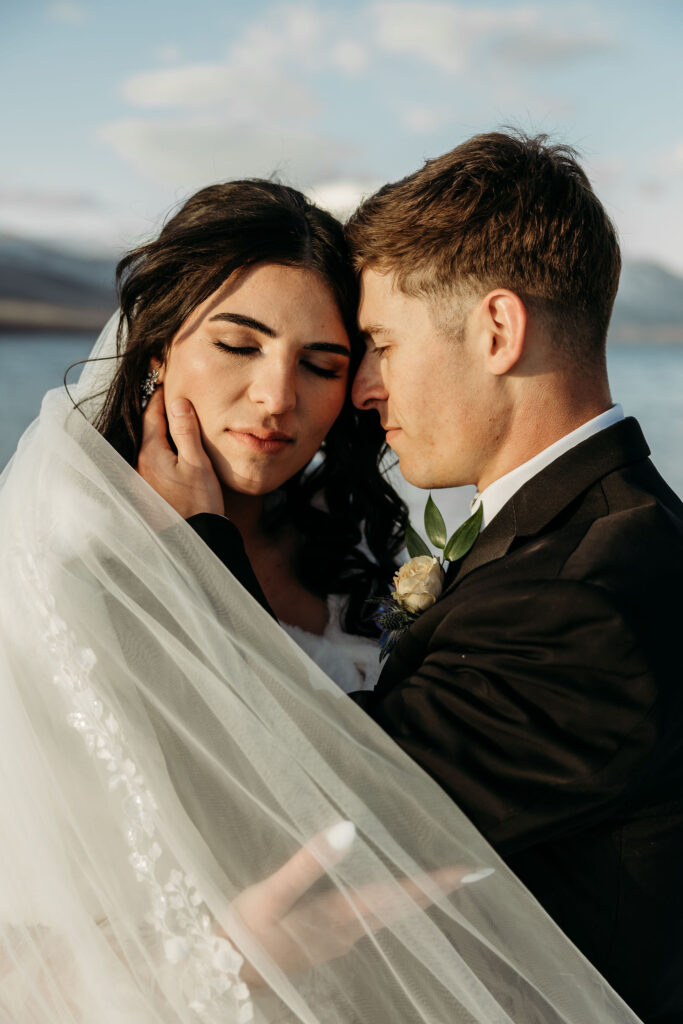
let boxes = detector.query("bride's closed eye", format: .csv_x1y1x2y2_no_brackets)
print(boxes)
214,341,258,355
213,340,344,380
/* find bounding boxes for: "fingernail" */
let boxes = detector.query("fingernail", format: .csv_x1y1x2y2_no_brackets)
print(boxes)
171,399,190,417
461,867,495,885
324,821,356,852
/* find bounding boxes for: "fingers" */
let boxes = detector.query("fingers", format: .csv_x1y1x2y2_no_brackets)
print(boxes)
138,387,176,483
397,864,494,910
137,388,224,515
256,822,356,920
167,398,210,470
318,863,495,940
140,385,170,449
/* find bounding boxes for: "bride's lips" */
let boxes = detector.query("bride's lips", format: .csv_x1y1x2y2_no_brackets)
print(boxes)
228,429,294,454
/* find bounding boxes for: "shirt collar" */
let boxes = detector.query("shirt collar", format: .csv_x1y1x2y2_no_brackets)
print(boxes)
470,404,625,529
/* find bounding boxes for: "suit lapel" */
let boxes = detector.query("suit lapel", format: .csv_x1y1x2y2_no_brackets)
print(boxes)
443,502,516,593
444,417,650,594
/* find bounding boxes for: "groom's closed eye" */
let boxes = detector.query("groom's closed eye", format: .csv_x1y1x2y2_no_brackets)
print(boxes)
361,325,392,349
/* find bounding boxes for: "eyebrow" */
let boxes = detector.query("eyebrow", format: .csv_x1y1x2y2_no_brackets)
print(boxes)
209,312,276,336
305,342,351,357
360,324,390,339
208,311,351,357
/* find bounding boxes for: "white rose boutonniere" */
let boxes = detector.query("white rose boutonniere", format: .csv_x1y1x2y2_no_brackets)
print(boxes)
393,556,445,614
375,495,483,661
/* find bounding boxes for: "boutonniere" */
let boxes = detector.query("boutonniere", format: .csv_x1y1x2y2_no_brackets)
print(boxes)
375,496,483,661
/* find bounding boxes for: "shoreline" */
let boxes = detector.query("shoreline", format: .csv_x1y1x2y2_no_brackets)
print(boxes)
2,319,682,346
0,300,112,334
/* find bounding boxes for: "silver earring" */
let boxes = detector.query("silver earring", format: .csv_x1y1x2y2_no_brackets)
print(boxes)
141,368,160,406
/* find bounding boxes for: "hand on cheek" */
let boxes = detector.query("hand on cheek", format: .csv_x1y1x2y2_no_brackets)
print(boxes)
136,386,224,518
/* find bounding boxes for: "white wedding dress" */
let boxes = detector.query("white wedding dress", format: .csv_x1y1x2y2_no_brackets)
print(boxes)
0,315,644,1023
282,596,381,695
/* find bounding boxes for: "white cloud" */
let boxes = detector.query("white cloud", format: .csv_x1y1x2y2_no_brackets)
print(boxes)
584,157,625,191
99,117,354,191
105,4,369,193
103,2,617,215
0,188,144,253
669,142,683,173
372,2,535,74
637,179,667,200
372,2,613,76
154,44,183,65
307,179,382,220
331,40,369,75
121,64,317,121
45,1,87,25
229,3,328,72
401,103,450,134
616,193,683,276
493,28,614,67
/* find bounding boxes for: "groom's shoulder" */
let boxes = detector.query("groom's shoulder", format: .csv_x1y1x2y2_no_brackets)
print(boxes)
498,458,681,592
418,456,683,632
576,455,683,568
512,448,683,581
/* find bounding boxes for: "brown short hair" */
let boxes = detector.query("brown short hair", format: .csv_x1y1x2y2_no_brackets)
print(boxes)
346,130,621,365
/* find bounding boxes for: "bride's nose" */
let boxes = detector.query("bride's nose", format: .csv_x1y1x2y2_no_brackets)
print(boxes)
248,357,297,415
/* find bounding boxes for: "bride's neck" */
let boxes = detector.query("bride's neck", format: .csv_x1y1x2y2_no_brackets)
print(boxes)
222,490,267,547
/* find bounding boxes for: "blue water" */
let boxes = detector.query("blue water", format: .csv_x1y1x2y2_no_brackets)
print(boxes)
1,333,96,469
1,334,682,520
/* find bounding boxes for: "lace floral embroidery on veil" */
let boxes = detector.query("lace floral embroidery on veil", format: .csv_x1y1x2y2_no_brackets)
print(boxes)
22,548,254,1023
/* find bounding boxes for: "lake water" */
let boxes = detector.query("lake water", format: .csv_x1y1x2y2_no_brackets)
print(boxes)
1,333,682,525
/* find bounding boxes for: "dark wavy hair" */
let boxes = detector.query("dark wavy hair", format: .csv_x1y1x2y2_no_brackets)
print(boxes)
93,179,407,636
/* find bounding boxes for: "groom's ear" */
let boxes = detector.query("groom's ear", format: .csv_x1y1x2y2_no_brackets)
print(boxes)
477,290,527,376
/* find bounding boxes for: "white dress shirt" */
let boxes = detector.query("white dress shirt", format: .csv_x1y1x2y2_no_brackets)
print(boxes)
471,404,625,529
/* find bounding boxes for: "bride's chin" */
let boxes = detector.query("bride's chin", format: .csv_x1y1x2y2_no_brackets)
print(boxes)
216,469,292,498
212,453,313,498
207,454,288,498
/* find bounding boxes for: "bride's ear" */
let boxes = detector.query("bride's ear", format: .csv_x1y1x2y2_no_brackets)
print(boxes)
148,355,165,383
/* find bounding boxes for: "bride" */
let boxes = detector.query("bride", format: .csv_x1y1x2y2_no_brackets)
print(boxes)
96,179,407,693
0,180,642,1023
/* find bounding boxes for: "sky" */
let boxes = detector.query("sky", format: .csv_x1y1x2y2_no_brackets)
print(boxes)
2,0,682,270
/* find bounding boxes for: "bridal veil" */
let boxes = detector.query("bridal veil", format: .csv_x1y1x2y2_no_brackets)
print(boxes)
0,317,641,1022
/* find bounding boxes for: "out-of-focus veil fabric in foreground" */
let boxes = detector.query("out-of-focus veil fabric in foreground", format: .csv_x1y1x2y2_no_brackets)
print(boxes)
0,316,642,1023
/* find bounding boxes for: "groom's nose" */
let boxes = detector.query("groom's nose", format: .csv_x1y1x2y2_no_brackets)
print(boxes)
352,353,388,410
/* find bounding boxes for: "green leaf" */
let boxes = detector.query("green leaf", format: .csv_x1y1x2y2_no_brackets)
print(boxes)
443,503,483,562
405,524,432,558
424,493,447,549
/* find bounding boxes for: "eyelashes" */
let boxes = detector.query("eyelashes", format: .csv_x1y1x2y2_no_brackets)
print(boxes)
213,341,343,379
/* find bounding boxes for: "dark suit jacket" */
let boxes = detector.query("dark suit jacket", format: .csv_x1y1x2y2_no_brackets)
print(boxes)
191,418,683,1022
355,417,683,1023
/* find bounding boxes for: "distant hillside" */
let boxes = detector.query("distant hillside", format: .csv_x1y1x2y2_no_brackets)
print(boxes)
609,261,683,343
0,235,116,331
1,234,682,340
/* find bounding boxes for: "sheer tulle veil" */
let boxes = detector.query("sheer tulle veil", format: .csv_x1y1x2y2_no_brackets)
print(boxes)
0,315,642,1022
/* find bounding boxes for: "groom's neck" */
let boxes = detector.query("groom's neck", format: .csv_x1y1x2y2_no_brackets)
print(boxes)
475,379,613,493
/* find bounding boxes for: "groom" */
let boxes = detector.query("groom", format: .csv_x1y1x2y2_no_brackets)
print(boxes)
343,131,683,1023
140,132,683,1022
